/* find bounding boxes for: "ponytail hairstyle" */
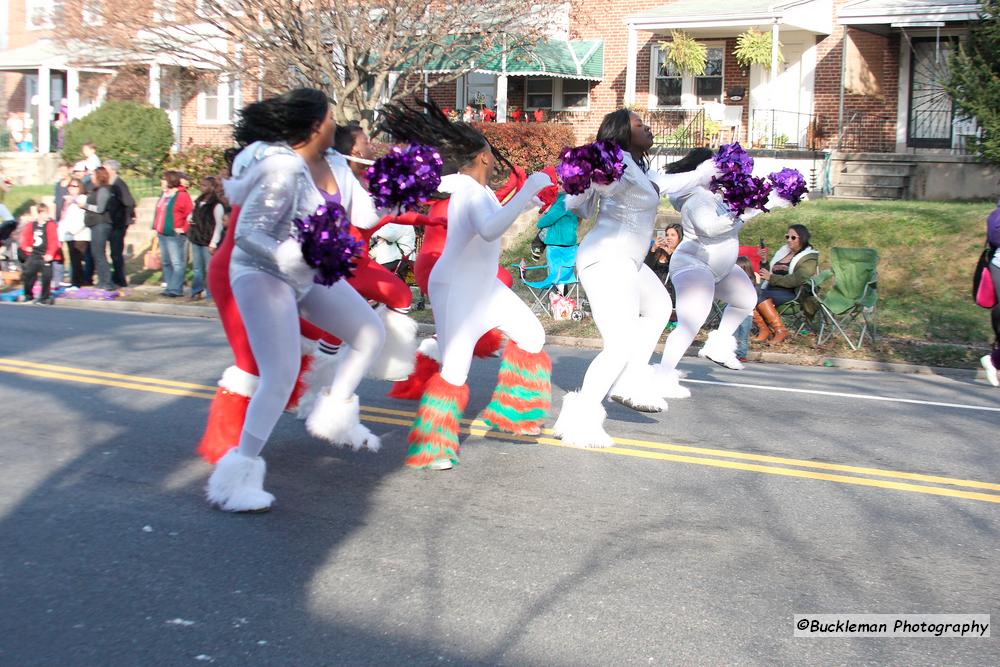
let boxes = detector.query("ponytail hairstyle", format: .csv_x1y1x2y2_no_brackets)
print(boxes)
233,88,330,147
597,108,648,171
375,99,513,175
664,147,714,174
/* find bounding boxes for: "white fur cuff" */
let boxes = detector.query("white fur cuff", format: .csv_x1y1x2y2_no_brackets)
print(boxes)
366,306,419,381
274,237,315,286
219,365,260,397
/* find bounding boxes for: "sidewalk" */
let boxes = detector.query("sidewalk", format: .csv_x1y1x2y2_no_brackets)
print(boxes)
43,287,993,383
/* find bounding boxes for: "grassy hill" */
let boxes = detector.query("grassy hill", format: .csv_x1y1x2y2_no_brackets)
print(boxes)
503,197,998,367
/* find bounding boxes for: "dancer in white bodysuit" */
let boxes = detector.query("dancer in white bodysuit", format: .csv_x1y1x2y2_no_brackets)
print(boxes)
552,112,716,448
653,156,792,389
377,101,553,470
206,88,385,512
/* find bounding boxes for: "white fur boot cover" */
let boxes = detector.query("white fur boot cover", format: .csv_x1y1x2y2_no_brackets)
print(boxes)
295,351,342,420
609,365,669,412
552,391,614,449
650,364,691,399
366,306,419,381
698,331,744,370
219,365,260,397
417,336,440,362
306,393,381,452
206,449,275,512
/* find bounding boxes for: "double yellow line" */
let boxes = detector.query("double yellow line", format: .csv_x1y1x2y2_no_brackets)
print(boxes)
2,357,999,504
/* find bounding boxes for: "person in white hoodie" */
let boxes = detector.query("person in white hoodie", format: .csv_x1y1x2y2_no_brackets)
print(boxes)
57,178,90,288
205,88,386,513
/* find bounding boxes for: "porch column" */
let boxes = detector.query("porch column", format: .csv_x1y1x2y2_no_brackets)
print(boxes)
38,66,52,153
66,67,80,121
769,20,780,108
496,74,508,122
148,62,161,108
625,26,638,105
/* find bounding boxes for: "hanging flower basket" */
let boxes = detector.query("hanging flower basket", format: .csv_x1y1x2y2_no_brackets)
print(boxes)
660,31,707,75
734,28,784,68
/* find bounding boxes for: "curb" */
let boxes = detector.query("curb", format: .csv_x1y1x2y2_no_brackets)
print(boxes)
43,297,990,382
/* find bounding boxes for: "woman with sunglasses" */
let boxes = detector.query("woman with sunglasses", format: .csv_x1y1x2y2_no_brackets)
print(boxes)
753,224,818,344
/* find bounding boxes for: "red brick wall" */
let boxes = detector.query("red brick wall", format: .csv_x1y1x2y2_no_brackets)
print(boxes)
812,18,899,151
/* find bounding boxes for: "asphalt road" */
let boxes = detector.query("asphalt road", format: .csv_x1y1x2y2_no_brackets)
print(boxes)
1,303,997,666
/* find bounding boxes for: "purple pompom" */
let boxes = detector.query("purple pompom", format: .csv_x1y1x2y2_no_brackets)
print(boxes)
713,142,754,177
293,203,363,287
366,144,444,211
709,142,771,216
768,167,808,205
556,139,627,195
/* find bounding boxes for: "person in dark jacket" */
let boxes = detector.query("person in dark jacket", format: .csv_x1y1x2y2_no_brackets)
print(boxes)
82,166,116,291
187,176,226,300
981,201,1000,387
104,160,135,288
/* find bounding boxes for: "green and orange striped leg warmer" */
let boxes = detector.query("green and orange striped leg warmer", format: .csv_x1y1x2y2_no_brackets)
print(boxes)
405,373,469,468
481,343,552,435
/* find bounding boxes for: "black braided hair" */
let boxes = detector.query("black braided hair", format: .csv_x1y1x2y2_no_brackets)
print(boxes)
375,99,513,175
664,147,714,174
233,88,329,147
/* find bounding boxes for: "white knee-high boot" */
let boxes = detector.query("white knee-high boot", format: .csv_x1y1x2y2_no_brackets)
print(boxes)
552,392,614,448
306,393,381,452
699,330,744,370
206,449,275,512
366,306,419,381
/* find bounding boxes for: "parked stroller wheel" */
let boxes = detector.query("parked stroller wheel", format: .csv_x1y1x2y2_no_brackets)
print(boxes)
571,310,584,321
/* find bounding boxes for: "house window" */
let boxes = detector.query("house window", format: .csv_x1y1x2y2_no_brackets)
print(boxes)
526,79,554,109
197,74,240,124
25,0,62,29
82,0,103,26
655,50,682,106
561,79,590,109
695,47,724,105
651,42,725,108
524,79,591,111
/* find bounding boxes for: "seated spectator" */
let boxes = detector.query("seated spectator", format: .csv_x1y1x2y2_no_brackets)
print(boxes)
643,223,682,286
371,222,416,274
753,223,819,345
19,204,60,304
734,256,759,361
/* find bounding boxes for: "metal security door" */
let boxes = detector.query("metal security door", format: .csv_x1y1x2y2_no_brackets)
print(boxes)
907,37,955,148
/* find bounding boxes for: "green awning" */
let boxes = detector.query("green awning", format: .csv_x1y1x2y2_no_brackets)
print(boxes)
415,38,603,81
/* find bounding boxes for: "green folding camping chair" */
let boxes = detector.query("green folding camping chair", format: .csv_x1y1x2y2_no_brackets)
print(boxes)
806,247,879,350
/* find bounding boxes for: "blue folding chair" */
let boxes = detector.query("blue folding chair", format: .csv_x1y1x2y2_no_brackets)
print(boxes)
513,245,588,320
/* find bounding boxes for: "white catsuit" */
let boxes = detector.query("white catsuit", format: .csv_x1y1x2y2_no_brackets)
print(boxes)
657,186,759,372
565,154,716,405
225,142,384,457
431,171,550,386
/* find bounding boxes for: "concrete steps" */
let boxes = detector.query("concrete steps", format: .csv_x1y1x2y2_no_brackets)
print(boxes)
832,159,914,200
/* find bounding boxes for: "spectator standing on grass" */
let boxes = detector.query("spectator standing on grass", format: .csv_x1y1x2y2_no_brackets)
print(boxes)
103,160,135,288
152,170,192,298
82,166,117,291
18,204,60,304
53,162,71,220
58,178,90,288
187,175,225,300
980,200,1000,387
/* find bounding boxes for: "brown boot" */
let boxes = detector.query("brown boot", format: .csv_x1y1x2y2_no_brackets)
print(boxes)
757,299,789,345
752,308,771,343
